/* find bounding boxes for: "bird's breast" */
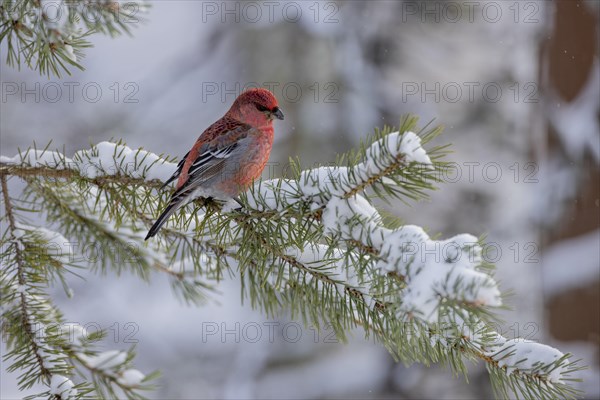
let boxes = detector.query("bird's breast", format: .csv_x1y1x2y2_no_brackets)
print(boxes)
236,128,274,185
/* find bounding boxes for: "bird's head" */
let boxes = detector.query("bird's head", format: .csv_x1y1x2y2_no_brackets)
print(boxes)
227,88,284,127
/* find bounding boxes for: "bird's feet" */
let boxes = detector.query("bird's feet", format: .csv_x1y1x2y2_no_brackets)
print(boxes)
192,196,243,213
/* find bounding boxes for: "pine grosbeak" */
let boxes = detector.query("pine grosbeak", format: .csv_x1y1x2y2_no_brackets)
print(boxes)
145,88,284,239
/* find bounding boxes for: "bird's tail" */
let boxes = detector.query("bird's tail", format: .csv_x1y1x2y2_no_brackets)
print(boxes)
145,196,185,240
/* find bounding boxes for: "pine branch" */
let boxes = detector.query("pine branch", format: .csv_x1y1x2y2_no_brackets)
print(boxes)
0,117,586,399
0,0,149,77
1,175,54,386
1,180,155,398
0,164,164,189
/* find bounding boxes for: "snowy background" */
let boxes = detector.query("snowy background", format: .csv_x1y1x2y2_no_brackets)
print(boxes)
1,0,598,398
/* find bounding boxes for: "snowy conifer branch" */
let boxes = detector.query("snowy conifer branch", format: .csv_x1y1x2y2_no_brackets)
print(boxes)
1,176,57,389
0,0,149,77
0,116,585,399
1,175,156,398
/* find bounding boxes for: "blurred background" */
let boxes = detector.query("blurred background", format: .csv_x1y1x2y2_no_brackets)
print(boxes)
1,0,598,398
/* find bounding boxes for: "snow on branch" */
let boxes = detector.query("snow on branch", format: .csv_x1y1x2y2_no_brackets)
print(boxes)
0,140,177,183
239,126,582,395
487,336,571,383
0,117,585,399
245,130,500,322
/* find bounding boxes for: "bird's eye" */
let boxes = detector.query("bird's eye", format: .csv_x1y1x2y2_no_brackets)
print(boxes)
255,103,269,112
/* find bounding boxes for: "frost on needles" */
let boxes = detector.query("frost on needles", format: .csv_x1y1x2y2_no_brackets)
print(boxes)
0,116,584,399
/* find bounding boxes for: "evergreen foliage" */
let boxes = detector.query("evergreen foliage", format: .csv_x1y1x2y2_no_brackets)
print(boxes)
0,117,585,399
1,0,148,77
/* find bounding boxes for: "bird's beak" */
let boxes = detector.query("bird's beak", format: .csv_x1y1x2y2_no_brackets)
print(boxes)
272,107,284,120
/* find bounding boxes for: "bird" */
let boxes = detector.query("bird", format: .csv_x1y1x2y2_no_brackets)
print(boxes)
145,88,284,240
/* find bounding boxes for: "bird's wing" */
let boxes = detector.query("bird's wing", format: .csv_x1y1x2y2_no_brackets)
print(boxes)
160,150,190,189
172,122,256,199
145,138,241,240
187,142,238,178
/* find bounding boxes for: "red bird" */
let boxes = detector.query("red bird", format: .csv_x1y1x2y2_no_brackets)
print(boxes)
145,88,284,239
